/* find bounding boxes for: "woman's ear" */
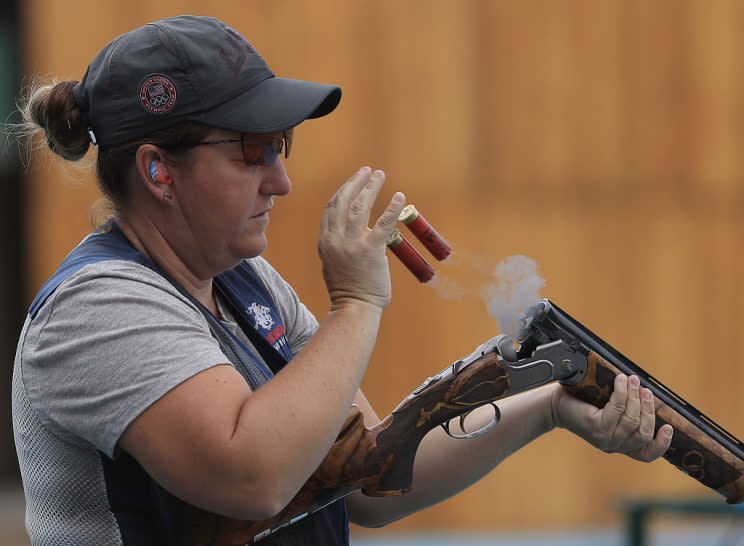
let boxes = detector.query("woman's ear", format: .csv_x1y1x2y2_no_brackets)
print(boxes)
135,144,174,202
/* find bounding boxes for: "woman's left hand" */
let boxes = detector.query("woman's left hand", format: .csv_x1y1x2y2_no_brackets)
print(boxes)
550,374,674,462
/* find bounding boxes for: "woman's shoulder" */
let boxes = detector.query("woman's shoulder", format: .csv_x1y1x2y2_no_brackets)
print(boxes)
54,259,189,302
30,259,206,337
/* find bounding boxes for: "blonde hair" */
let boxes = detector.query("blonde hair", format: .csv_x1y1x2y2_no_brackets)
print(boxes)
19,80,90,160
17,80,115,227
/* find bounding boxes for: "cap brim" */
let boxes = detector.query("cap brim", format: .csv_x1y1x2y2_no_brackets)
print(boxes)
192,76,341,134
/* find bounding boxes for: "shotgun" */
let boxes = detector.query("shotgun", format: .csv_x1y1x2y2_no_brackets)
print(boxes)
188,335,587,544
189,299,744,544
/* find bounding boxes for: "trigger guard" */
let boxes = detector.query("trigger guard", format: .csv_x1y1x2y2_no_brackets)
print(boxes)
441,403,502,440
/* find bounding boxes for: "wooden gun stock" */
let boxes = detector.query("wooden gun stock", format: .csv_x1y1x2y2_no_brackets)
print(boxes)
519,299,744,505
187,340,582,545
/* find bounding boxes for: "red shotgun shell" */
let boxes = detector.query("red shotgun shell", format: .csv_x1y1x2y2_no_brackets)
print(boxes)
386,229,435,283
399,204,452,261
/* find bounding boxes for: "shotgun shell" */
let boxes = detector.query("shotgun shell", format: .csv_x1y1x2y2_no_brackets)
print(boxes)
398,204,452,261
386,229,435,283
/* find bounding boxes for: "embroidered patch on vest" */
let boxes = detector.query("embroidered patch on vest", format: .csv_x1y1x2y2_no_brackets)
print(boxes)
246,302,289,353
246,302,274,331
139,74,177,114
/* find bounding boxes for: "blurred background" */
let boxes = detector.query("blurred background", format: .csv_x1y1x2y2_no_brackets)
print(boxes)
3,0,744,544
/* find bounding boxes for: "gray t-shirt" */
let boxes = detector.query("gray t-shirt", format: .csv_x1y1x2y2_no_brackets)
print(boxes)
12,256,319,545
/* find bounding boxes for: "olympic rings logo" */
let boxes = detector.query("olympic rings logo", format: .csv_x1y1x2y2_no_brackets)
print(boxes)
139,74,177,114
150,95,170,107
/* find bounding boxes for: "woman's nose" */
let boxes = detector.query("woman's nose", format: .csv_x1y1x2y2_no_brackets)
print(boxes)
261,158,292,196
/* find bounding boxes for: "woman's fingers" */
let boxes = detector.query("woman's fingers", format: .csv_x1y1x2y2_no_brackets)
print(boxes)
600,374,629,440
345,170,387,235
629,424,674,462
558,374,672,462
636,388,658,442
617,386,657,452
324,166,374,231
318,166,405,310
370,192,406,245
321,167,404,244
600,375,662,452
601,375,671,461
611,375,643,447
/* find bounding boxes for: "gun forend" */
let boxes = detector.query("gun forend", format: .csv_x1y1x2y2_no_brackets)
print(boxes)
517,299,744,504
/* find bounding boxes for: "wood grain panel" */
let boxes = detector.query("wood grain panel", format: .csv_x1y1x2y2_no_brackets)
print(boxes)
21,0,744,532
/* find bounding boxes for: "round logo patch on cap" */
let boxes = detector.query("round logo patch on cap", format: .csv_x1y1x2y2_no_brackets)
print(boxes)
139,74,177,114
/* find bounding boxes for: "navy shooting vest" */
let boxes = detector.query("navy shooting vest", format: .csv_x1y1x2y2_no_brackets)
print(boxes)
29,222,349,546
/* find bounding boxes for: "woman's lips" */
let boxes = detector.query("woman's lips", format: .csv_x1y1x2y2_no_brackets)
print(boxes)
252,209,271,220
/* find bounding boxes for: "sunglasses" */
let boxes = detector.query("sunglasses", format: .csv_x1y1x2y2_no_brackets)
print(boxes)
189,128,293,167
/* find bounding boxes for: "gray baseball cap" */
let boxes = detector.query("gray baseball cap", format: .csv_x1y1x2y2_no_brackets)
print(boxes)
72,15,342,149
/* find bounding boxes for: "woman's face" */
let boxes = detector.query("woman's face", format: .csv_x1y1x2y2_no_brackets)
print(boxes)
166,128,292,276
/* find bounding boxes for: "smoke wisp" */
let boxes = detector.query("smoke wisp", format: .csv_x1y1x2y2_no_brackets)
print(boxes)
481,255,545,338
424,252,545,338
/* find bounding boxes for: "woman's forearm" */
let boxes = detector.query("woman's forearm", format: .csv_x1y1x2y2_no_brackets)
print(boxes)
348,384,558,527
231,300,383,511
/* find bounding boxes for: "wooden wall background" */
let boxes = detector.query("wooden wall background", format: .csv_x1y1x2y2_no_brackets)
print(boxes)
22,0,744,533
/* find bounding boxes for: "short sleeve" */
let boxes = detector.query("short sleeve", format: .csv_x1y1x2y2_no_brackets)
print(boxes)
247,257,319,354
19,260,230,458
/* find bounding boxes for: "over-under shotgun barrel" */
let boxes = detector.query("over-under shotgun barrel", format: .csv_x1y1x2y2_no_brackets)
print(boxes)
517,299,744,504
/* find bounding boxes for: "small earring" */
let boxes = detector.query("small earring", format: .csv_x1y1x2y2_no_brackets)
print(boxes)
163,192,174,202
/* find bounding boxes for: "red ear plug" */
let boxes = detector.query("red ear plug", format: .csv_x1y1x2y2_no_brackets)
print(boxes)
149,161,170,184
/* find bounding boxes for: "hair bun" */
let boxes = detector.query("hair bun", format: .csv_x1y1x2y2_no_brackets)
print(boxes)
22,80,90,161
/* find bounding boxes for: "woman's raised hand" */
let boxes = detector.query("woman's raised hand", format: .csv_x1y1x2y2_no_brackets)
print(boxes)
319,167,406,311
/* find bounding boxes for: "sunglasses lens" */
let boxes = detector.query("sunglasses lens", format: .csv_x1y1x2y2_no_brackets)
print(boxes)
270,138,283,163
242,141,272,166
241,131,293,166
